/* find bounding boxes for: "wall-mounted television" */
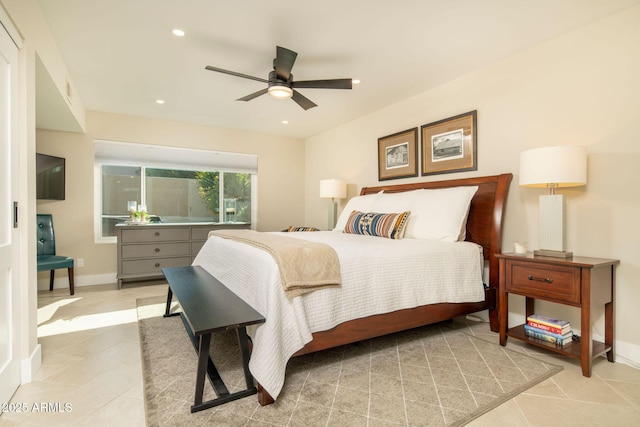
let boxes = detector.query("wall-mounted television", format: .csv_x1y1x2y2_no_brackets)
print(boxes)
36,153,66,200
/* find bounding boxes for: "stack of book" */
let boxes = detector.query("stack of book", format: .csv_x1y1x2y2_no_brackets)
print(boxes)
524,314,573,346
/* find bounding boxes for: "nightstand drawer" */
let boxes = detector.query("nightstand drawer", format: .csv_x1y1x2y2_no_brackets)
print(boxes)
507,262,581,304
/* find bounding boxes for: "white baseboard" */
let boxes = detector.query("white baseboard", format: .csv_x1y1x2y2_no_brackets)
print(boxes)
37,272,117,291
20,343,41,384
613,341,640,370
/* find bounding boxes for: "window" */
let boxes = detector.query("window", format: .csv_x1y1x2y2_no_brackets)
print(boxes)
101,165,141,236
94,141,257,241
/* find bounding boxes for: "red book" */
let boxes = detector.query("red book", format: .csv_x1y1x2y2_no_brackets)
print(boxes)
527,320,568,335
526,314,570,334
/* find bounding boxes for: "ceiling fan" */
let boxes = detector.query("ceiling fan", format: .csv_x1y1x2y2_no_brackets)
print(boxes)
205,46,352,110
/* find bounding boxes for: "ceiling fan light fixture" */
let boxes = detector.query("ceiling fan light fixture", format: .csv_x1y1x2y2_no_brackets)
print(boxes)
206,46,351,109
268,85,293,99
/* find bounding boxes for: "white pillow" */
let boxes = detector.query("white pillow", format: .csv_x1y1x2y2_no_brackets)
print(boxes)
403,186,478,241
333,191,382,231
368,189,422,233
370,189,422,213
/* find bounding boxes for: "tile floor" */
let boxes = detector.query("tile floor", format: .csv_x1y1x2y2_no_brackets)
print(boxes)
1,282,640,426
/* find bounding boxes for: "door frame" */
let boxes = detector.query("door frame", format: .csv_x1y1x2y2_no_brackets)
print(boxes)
0,8,22,405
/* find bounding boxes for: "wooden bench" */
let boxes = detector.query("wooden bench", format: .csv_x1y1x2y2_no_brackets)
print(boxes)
162,266,265,413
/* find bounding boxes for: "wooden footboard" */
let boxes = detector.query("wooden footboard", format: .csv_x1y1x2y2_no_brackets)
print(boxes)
256,173,512,405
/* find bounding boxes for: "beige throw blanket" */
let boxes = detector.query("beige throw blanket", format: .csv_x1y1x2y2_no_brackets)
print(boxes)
209,230,341,297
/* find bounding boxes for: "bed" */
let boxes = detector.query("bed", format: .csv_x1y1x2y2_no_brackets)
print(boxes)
193,173,512,405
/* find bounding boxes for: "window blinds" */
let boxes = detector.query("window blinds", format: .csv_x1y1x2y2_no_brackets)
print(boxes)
94,140,258,174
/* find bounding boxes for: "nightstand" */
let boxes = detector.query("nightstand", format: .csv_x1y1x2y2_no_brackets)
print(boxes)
496,253,619,377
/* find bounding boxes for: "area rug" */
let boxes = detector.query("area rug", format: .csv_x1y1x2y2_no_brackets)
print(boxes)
137,296,562,426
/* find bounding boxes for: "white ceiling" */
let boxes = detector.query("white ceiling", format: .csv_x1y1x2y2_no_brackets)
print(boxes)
36,0,639,139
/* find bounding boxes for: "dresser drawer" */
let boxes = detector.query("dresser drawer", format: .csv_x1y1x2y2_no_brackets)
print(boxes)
121,242,190,259
121,257,191,275
191,241,205,257
191,227,214,241
506,261,581,304
120,227,189,243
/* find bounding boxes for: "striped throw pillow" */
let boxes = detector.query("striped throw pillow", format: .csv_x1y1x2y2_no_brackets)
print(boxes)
343,211,411,239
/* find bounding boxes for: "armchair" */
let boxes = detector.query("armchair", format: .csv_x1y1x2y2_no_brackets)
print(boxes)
37,214,75,295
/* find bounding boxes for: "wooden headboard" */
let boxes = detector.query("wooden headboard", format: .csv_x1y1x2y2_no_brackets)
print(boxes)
360,173,513,289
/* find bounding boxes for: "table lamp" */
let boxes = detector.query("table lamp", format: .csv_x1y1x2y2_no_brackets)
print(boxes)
320,179,347,229
519,145,587,258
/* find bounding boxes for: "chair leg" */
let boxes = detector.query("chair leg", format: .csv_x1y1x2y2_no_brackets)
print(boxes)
49,270,55,291
68,267,75,296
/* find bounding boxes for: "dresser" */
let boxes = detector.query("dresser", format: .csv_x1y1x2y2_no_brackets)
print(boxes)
116,222,249,289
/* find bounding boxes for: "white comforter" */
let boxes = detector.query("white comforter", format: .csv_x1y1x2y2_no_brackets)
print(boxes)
192,231,485,400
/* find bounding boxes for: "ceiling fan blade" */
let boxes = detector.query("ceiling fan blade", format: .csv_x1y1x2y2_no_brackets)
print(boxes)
237,88,268,101
205,66,268,83
293,79,353,90
291,90,317,110
275,46,297,81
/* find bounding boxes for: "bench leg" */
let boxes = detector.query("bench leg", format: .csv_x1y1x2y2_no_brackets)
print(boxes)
237,327,255,390
194,333,211,407
189,329,257,413
163,287,179,318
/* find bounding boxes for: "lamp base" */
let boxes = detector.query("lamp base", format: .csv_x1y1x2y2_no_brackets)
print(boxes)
533,249,573,259
330,201,338,230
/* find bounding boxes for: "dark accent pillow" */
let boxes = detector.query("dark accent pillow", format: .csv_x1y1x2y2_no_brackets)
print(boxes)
285,226,320,232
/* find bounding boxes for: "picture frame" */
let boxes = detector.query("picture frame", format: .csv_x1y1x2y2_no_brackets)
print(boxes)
421,110,477,176
377,128,418,181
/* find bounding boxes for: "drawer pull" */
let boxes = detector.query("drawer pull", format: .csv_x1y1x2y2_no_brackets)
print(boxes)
155,262,160,267
528,274,553,284
154,248,160,253
155,231,160,236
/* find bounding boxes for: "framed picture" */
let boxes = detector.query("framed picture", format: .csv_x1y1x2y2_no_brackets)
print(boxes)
421,110,477,176
378,128,418,181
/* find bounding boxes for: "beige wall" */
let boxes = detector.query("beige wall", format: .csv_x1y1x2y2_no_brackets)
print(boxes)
36,111,305,283
1,0,85,131
305,6,640,365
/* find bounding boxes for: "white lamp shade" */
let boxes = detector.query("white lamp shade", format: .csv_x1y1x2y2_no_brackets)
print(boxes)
319,179,347,199
519,145,587,188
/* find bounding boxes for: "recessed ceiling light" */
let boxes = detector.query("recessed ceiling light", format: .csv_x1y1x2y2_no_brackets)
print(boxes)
172,29,185,37
282,120,289,124
352,79,361,85
155,99,165,104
